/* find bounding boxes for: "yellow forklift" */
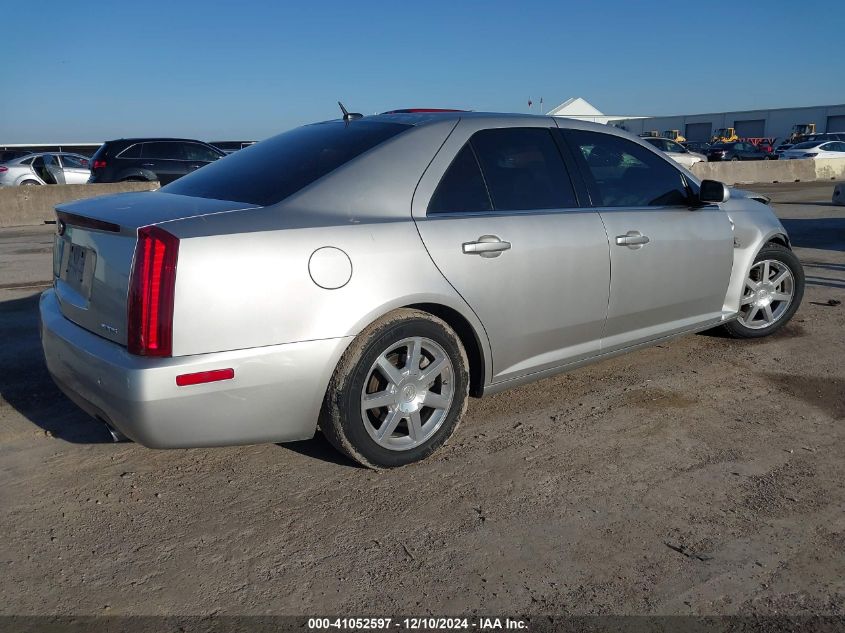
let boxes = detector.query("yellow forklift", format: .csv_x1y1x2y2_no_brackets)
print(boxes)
663,130,687,143
711,127,739,143
786,123,816,144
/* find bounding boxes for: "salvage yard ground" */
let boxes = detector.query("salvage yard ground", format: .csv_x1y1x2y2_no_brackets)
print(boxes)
0,182,843,616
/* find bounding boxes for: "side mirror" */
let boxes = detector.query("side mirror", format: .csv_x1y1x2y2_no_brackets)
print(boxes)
699,179,730,204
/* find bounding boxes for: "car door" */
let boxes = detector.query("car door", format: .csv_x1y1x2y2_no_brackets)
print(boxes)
561,128,734,352
140,142,188,184
58,154,90,184
42,154,65,184
412,121,610,383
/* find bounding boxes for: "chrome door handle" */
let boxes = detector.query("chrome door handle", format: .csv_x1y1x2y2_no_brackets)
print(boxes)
615,231,650,248
462,235,511,258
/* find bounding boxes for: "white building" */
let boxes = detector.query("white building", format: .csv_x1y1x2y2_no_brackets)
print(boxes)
547,97,845,143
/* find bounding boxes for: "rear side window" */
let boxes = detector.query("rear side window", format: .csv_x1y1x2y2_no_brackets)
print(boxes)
118,144,142,159
428,145,492,214
163,121,410,206
564,129,689,207
471,128,577,210
143,142,184,160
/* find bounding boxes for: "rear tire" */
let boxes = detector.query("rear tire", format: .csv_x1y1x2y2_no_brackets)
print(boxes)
20,180,40,186
722,243,804,339
730,156,740,162
319,309,469,469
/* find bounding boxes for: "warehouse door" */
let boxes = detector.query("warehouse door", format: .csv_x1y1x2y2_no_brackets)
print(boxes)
826,115,845,133
684,122,712,141
734,119,766,138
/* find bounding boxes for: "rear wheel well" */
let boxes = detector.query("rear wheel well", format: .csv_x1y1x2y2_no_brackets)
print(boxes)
407,303,486,398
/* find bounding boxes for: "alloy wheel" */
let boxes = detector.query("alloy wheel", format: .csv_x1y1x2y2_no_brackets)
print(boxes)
360,337,455,451
738,259,795,329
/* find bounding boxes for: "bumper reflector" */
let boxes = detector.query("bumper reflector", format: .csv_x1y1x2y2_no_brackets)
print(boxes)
176,368,235,387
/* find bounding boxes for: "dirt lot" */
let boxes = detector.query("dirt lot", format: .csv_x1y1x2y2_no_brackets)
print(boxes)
0,182,843,618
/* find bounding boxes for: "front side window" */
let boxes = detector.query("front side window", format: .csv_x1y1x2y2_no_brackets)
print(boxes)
163,120,410,206
182,143,222,162
665,140,685,153
564,129,689,207
428,145,492,214
470,128,577,210
61,154,88,169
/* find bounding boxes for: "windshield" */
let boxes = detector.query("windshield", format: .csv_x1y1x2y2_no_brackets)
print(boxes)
163,120,411,206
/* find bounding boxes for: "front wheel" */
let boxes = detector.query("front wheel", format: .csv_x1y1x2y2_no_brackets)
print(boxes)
723,243,804,338
319,309,469,468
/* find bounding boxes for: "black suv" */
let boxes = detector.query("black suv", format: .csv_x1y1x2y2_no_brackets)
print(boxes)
88,138,226,185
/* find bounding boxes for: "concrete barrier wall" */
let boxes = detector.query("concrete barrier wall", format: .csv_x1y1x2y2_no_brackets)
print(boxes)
0,182,159,228
691,158,845,186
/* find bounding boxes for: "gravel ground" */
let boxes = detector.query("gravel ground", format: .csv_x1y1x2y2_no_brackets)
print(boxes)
0,182,842,617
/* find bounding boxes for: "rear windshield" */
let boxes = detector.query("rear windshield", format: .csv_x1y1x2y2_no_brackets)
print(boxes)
162,120,411,206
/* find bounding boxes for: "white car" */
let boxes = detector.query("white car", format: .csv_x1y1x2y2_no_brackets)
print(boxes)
0,152,91,186
780,140,845,160
642,137,707,168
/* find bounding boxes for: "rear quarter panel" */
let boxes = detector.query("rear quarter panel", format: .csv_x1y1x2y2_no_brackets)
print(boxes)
165,209,487,364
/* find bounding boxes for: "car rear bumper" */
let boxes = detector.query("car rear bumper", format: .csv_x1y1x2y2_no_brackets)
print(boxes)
39,289,351,448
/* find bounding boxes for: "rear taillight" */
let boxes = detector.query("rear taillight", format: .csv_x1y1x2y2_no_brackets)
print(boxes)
127,225,179,357
93,160,107,169
0,166,8,173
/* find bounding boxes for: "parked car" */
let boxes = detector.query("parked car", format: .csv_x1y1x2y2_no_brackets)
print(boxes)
775,132,845,156
0,153,90,187
40,113,804,468
707,142,770,161
88,138,226,185
642,136,707,168
779,140,845,160
682,141,711,154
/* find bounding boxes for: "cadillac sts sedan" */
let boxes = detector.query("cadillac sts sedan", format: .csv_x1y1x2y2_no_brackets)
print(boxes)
40,112,805,468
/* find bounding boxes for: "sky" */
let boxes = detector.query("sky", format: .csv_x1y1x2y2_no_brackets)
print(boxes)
1,0,844,143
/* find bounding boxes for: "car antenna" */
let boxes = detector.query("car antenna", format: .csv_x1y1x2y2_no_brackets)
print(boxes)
338,101,363,121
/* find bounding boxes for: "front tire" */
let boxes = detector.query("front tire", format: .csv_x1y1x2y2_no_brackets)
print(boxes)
723,243,804,338
319,309,469,468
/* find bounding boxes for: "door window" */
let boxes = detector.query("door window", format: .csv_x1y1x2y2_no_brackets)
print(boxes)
469,128,577,210
664,140,685,153
182,143,222,162
428,145,492,214
142,142,185,160
60,154,89,169
564,129,689,207
118,144,142,159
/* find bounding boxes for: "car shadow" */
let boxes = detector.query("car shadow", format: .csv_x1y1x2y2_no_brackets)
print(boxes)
278,433,366,469
780,217,845,252
0,292,114,443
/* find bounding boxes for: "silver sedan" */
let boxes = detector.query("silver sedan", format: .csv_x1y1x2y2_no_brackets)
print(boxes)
0,152,91,186
40,112,804,467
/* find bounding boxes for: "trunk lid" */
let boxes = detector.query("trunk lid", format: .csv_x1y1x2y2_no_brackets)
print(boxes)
53,191,257,346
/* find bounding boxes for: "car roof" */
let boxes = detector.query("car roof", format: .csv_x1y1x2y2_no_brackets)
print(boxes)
105,137,214,144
